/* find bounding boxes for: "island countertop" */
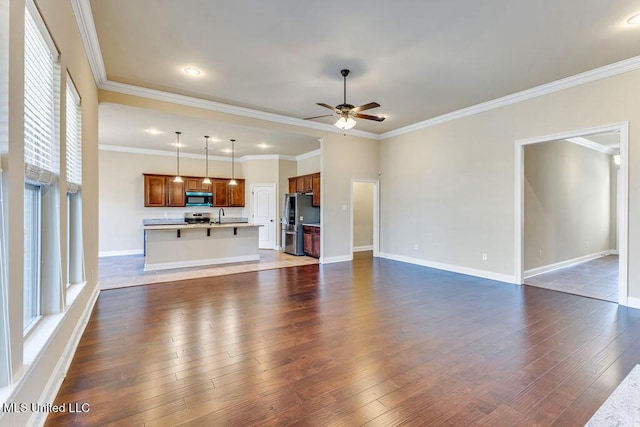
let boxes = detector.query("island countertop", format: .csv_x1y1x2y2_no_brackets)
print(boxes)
143,222,261,231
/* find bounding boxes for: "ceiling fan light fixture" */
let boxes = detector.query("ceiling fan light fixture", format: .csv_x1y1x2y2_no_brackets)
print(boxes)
335,116,356,131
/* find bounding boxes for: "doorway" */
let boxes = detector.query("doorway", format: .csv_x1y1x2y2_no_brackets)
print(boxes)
251,184,277,249
350,179,379,257
515,123,628,305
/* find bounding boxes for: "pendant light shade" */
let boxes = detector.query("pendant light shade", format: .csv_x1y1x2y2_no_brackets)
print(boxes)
202,135,211,185
228,138,238,186
173,131,183,183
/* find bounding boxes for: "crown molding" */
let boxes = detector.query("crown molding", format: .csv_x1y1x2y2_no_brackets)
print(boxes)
297,149,321,161
70,0,106,85
381,55,640,139
99,144,308,162
565,137,617,155
243,154,297,161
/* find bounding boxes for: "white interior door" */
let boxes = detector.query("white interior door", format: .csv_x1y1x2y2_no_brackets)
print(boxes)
252,184,276,249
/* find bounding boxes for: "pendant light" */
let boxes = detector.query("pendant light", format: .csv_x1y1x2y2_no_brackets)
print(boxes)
228,138,238,186
173,131,183,183
202,135,211,185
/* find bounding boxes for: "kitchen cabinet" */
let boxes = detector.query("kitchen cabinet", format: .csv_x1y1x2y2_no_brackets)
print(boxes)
144,174,184,207
312,174,320,206
229,180,245,207
144,174,167,207
167,179,185,206
185,177,212,193
288,172,320,206
143,174,245,207
303,225,320,258
212,179,229,207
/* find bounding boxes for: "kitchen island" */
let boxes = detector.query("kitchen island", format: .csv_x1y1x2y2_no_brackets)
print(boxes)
143,222,261,271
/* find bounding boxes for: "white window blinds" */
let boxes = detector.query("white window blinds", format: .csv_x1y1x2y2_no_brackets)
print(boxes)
66,75,81,193
24,4,59,185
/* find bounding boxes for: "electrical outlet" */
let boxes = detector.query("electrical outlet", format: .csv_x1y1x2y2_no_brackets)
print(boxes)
538,250,542,258
482,253,488,261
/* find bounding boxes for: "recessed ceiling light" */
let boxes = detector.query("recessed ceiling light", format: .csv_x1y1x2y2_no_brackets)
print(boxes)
221,148,232,154
145,128,163,135
257,143,271,149
184,67,201,76
171,142,186,148
627,13,640,24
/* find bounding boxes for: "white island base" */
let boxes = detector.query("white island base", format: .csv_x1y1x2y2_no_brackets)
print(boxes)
144,224,261,271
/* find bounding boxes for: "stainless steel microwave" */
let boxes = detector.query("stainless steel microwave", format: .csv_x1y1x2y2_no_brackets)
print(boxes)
185,191,213,206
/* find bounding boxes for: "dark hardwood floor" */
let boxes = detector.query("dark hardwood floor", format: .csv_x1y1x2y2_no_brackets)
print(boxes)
46,254,640,426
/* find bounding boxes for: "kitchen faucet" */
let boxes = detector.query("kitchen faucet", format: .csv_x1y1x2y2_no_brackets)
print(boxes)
218,207,225,224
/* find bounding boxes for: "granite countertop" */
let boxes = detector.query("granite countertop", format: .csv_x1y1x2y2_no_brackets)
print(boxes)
144,222,260,231
143,217,249,226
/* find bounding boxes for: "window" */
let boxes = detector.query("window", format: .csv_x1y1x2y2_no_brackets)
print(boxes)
23,184,41,330
65,75,83,287
23,2,60,331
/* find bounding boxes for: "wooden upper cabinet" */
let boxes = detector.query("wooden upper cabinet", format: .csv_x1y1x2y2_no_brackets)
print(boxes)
185,177,212,193
312,173,320,206
288,172,321,206
166,179,185,207
144,174,244,207
229,180,245,207
144,174,167,207
212,179,228,207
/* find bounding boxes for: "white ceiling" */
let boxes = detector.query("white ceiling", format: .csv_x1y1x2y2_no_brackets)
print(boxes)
88,1,640,154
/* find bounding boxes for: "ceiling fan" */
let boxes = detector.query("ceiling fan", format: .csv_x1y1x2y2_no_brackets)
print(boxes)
304,69,385,131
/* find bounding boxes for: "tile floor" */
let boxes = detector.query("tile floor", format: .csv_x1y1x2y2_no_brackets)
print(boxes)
525,255,619,302
99,249,318,290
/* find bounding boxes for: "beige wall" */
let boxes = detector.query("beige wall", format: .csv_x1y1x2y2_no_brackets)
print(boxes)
1,0,100,424
297,152,320,175
353,182,374,248
99,149,245,255
322,136,379,260
380,68,640,301
524,140,613,270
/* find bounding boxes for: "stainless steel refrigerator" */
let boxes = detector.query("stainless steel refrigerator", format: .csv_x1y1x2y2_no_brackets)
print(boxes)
282,193,320,255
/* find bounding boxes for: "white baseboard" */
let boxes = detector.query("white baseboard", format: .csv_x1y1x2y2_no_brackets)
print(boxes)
320,255,353,264
144,254,260,271
353,245,374,252
99,249,143,257
524,250,614,278
627,296,640,310
378,252,517,284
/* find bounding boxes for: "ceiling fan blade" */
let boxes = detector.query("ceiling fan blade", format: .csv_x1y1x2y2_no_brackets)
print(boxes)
352,102,380,113
304,114,334,120
317,102,339,112
355,113,385,122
